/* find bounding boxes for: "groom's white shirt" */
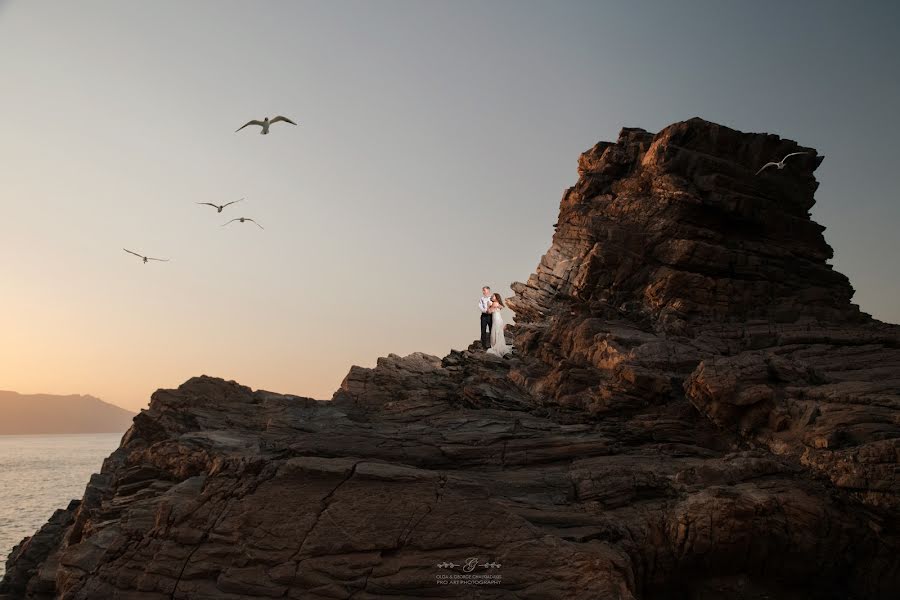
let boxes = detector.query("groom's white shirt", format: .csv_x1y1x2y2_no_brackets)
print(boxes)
479,296,491,313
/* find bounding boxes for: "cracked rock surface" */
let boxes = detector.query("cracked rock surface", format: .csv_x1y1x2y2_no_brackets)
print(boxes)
3,118,899,599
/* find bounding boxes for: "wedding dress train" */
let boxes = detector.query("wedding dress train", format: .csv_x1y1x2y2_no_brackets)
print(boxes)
486,310,511,357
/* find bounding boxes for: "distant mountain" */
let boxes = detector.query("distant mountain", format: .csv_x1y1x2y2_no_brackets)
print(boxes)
0,391,135,435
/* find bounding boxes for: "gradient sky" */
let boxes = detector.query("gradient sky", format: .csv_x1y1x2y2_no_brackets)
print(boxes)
1,1,898,411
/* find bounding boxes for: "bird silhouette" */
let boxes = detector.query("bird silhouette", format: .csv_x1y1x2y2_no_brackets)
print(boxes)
222,217,264,230
123,249,169,264
235,116,297,135
755,151,812,175
196,198,244,213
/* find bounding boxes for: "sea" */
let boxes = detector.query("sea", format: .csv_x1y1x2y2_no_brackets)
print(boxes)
0,432,123,579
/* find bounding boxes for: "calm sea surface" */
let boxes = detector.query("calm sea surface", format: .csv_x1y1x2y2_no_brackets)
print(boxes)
0,433,122,579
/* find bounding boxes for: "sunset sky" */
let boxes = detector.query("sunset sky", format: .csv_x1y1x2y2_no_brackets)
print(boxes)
1,1,898,411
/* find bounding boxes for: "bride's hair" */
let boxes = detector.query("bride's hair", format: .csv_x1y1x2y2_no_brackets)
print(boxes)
492,293,504,307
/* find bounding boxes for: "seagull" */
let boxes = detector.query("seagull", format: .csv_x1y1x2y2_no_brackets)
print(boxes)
123,249,169,264
222,217,264,230
755,151,812,175
196,198,244,213
235,116,297,134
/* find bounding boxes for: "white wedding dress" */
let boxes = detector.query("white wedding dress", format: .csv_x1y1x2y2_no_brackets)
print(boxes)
486,309,511,357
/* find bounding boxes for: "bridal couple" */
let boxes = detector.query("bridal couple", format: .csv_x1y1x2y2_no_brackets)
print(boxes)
479,286,511,357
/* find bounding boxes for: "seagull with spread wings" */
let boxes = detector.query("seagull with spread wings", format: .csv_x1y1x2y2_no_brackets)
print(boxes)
235,116,298,135
196,198,244,213
755,151,813,175
222,217,264,230
123,249,169,264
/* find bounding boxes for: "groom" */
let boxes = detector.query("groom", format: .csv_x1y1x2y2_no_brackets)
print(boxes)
479,286,492,349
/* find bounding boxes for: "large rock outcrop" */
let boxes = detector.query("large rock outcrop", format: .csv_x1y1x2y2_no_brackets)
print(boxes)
3,118,898,600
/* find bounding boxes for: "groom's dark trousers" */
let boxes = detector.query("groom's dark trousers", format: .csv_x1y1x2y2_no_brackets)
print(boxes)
481,313,492,349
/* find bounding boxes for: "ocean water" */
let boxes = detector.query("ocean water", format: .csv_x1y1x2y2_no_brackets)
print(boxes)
0,433,123,579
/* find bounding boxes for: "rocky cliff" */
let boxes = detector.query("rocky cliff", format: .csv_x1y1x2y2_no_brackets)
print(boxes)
3,118,898,600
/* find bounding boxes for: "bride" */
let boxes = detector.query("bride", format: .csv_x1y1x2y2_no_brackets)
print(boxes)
486,293,511,357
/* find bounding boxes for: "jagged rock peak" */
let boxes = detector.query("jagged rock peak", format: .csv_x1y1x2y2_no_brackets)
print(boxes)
509,116,858,333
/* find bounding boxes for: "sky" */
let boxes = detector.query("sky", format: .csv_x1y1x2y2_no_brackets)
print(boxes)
1,1,898,411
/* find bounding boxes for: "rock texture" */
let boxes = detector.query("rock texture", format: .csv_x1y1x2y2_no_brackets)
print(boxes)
3,118,899,600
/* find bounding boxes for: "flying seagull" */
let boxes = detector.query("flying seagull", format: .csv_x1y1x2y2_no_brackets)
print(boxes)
123,248,169,264
196,198,244,213
755,151,812,175
235,116,297,134
222,217,264,230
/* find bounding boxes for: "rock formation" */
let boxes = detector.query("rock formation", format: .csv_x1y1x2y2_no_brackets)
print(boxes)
3,118,898,600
